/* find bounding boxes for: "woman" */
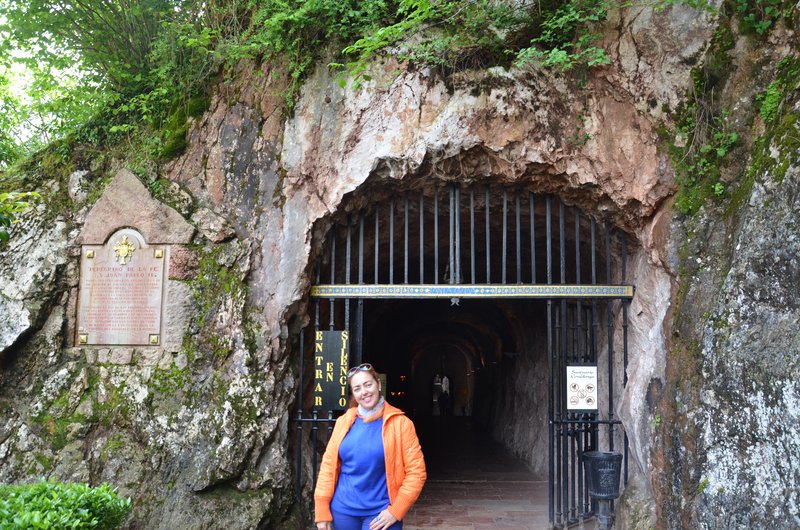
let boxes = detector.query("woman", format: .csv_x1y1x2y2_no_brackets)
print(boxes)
315,363,427,530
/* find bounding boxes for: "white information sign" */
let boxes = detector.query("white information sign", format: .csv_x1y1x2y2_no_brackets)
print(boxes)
566,365,598,411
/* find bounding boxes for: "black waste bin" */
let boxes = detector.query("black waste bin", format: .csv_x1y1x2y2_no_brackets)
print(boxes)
583,451,623,500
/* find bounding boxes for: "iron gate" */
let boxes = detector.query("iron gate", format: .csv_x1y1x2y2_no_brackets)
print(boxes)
295,184,632,528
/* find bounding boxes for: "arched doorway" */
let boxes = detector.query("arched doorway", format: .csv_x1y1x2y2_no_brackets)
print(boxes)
296,182,633,528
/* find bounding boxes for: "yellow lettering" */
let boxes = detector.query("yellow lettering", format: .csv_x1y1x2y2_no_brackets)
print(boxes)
316,331,323,340
315,382,322,392
315,342,323,352
315,355,323,366
315,396,322,406
326,362,333,372
339,375,347,386
341,331,348,341
326,372,333,382
315,369,322,380
339,397,347,407
340,386,346,396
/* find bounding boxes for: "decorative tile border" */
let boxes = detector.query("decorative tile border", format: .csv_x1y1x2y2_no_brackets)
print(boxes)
310,284,634,299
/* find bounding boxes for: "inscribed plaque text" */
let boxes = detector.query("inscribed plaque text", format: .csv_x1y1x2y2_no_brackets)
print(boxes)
77,229,166,345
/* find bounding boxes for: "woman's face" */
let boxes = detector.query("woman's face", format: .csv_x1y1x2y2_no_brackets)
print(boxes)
350,371,381,409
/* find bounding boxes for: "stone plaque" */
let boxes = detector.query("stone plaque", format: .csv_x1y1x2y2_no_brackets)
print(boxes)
77,228,166,345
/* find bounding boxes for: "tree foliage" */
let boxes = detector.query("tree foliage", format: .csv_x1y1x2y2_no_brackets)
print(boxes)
0,191,39,244
0,0,741,172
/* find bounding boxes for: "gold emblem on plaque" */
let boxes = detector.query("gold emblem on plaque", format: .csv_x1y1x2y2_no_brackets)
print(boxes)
86,250,95,259
154,249,164,259
149,334,160,345
79,333,88,344
113,235,136,266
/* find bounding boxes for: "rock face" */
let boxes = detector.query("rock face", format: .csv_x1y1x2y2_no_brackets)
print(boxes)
696,168,800,526
0,3,798,529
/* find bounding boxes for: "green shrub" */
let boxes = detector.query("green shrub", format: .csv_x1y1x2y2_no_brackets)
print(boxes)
0,480,131,529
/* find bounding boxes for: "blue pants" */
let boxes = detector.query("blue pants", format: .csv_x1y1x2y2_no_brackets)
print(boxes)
331,509,403,530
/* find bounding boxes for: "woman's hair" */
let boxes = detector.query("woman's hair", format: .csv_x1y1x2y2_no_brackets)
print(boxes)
347,363,380,407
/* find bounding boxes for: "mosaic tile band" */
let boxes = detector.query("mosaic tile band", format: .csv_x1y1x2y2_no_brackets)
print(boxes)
310,284,634,299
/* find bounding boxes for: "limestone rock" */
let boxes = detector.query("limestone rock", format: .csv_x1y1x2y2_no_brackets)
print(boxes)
0,218,69,354
191,207,236,242
78,169,194,245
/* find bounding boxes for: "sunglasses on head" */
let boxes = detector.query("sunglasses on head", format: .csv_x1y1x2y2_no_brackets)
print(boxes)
347,363,373,377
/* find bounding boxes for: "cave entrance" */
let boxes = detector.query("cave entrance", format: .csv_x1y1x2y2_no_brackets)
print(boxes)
297,183,634,528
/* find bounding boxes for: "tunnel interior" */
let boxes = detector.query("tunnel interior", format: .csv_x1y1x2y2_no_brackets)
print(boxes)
360,296,552,475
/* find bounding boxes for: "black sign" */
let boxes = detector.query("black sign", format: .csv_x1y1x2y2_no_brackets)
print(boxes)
313,330,349,410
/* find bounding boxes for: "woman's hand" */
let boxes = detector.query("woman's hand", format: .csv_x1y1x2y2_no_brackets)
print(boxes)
368,509,398,530
316,522,332,530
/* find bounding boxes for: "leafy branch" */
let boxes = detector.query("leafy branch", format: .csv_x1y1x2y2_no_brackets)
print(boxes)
0,191,40,243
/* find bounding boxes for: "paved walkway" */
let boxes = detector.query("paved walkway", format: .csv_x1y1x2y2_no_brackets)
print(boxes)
403,417,596,530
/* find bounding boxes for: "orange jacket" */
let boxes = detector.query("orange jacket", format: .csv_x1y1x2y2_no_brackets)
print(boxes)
314,402,427,523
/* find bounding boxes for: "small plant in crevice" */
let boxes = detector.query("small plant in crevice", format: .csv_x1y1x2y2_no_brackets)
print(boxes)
671,107,740,215
756,56,800,125
727,56,800,214
734,0,793,35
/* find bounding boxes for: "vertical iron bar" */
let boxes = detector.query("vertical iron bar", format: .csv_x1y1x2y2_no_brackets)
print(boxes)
555,307,562,526
295,328,304,499
354,301,363,365
374,206,379,284
404,192,409,284
434,187,439,284
590,217,599,458
622,232,630,486
576,210,583,361
315,261,321,330
560,200,569,523
502,189,508,284
577,407,585,523
515,190,521,283
311,409,319,485
546,195,554,526
456,185,461,284
485,187,491,283
329,231,336,330
355,212,365,363
389,199,395,284
449,185,455,284
606,222,614,452
470,189,475,284
345,216,351,283
358,212,365,285
420,193,425,283
622,232,628,385
530,194,536,284
591,217,598,359
345,217,352,331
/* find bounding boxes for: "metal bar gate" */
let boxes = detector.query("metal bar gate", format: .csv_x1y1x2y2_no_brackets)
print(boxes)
295,184,633,529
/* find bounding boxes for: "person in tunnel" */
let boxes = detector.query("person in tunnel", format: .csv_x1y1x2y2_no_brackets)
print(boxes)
315,363,427,530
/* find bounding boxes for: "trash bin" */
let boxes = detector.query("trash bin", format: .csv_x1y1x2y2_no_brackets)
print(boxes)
583,451,623,500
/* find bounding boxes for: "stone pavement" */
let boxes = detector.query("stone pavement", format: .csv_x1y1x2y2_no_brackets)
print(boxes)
403,417,596,530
